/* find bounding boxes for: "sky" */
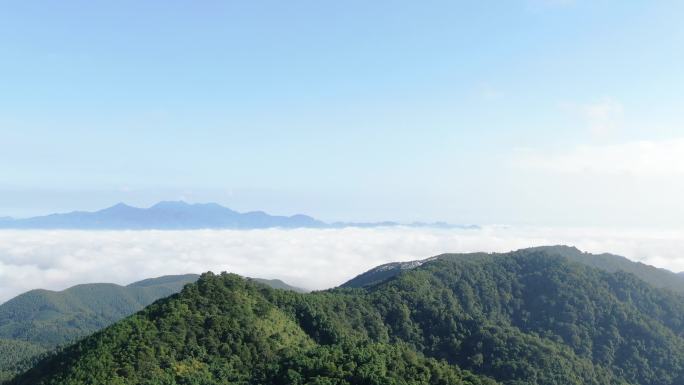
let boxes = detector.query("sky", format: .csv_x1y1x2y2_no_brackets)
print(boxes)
2,0,684,226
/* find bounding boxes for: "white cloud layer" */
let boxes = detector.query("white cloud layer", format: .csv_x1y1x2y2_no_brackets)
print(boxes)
514,137,684,177
2,227,684,303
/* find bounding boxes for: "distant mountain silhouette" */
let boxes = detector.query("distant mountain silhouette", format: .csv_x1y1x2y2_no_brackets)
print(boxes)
0,201,324,230
0,201,477,230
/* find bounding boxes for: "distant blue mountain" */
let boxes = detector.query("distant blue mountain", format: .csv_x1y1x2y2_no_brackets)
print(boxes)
0,201,325,230
0,201,477,230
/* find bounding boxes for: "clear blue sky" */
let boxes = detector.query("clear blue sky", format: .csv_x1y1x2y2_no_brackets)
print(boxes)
1,1,683,226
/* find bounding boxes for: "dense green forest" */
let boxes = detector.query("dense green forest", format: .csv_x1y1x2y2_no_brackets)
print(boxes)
0,274,304,382
9,247,684,385
0,339,44,382
342,246,684,293
0,274,198,382
0,274,199,346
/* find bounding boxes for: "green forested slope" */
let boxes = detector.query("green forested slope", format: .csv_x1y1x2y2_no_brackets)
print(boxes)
10,248,684,385
11,275,495,385
0,339,44,382
0,274,306,382
530,246,684,293
249,278,307,293
343,246,684,294
0,274,198,382
0,274,199,348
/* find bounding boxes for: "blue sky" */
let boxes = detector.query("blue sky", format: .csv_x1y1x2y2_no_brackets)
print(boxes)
1,0,684,225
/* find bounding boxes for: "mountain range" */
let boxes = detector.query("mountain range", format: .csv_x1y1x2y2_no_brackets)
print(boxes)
0,201,477,230
0,274,304,382
343,245,684,293
5,246,684,384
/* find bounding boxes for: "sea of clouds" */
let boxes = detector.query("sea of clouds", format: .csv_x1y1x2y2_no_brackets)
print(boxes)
2,226,684,303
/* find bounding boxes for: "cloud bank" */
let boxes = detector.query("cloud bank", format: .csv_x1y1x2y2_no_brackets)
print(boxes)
1,227,684,303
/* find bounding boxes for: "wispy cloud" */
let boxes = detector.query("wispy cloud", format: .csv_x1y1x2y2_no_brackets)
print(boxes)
561,98,624,137
2,227,684,303
582,98,624,136
478,83,504,100
514,137,684,176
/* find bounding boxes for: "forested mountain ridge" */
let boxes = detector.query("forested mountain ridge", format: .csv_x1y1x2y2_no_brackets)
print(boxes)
8,274,497,385
0,274,199,382
0,274,303,382
10,248,684,385
0,274,200,348
249,278,307,293
342,245,684,293
528,246,684,293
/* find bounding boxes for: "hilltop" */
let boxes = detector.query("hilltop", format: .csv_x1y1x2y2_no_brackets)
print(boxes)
0,274,303,382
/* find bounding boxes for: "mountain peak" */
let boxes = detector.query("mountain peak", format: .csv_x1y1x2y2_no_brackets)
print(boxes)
150,201,191,210
99,202,136,212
